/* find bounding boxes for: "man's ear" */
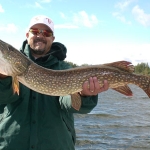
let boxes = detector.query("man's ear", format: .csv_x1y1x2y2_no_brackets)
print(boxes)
26,33,29,38
53,36,55,41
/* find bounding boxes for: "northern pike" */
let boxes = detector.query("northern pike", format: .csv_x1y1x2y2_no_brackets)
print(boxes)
0,39,150,110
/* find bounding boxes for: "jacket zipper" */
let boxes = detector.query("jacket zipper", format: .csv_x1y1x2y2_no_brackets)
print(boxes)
62,117,75,144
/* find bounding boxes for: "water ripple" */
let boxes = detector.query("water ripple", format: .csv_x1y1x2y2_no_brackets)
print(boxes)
75,85,150,150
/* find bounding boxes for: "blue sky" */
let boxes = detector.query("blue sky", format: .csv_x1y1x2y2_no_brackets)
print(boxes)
0,0,150,65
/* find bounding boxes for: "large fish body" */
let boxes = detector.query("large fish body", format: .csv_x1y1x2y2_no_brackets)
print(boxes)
0,39,150,98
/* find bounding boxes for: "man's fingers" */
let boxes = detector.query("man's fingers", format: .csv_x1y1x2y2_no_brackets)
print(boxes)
80,78,109,96
89,77,94,93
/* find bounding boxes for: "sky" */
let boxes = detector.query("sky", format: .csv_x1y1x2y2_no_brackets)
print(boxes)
0,0,150,66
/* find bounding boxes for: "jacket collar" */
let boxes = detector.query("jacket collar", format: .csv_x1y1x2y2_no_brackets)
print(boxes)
20,40,67,66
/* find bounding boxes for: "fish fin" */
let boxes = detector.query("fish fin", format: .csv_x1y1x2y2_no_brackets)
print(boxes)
12,76,19,95
71,93,81,111
104,61,134,73
112,85,133,96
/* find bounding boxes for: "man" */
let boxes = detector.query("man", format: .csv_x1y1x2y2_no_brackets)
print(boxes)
0,15,109,150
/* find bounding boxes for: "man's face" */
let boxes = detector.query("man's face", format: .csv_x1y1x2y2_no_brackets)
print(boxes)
26,24,55,58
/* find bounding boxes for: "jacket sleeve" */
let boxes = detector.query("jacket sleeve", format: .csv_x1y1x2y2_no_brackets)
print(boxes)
76,95,98,113
0,77,19,104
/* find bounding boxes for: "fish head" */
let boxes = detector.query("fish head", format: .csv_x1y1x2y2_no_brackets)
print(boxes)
0,39,30,76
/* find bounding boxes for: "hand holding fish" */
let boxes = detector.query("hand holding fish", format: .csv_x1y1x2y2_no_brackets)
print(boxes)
80,77,109,96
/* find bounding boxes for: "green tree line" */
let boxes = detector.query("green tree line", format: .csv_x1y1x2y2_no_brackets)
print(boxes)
66,61,150,75
134,62,150,75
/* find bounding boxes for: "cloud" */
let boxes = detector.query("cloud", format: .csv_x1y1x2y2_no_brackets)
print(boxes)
58,11,99,29
35,2,43,9
0,4,4,13
115,0,136,11
113,0,136,24
26,2,43,9
132,5,150,27
66,42,150,66
73,11,99,28
60,12,67,20
112,12,132,24
55,24,78,29
0,23,18,33
56,12,78,29
114,0,150,27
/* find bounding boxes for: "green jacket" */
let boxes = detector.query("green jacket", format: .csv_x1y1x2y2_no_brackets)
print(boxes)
0,41,98,150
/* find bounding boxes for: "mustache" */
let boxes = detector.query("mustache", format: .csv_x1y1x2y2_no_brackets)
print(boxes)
34,38,47,44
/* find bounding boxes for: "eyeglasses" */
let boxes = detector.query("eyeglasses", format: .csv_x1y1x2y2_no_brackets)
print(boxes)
29,28,53,37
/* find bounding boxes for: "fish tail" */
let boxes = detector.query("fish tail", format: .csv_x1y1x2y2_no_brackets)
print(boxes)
144,83,150,98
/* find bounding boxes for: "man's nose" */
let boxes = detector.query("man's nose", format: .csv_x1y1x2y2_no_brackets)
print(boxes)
37,32,45,37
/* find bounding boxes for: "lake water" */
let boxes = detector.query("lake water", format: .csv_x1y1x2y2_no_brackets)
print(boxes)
74,84,150,150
